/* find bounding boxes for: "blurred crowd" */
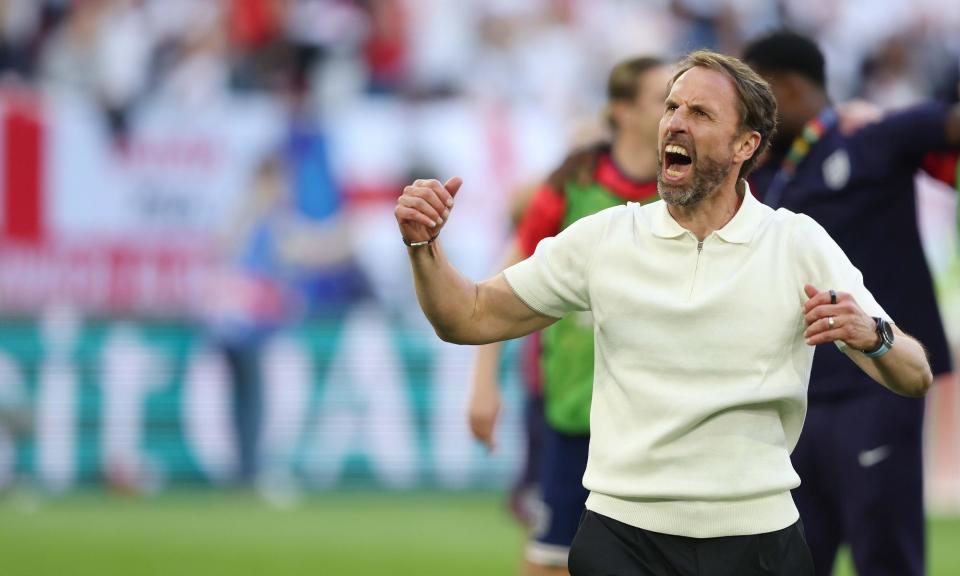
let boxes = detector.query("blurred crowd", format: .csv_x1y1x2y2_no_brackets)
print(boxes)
0,0,957,126
0,0,954,173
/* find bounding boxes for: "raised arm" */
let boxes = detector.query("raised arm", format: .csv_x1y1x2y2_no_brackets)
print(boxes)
802,284,932,397
395,178,557,345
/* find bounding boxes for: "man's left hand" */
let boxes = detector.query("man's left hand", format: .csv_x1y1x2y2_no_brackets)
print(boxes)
802,284,881,351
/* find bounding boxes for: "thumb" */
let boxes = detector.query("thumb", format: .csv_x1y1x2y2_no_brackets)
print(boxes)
803,284,819,299
444,176,463,198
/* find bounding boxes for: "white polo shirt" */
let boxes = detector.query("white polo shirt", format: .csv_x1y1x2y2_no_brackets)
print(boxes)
503,186,889,538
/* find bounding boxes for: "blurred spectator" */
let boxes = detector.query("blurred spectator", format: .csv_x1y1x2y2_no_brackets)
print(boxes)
205,157,291,486
280,61,362,312
203,60,357,484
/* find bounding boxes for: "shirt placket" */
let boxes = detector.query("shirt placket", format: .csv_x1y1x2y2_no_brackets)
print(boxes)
687,235,705,300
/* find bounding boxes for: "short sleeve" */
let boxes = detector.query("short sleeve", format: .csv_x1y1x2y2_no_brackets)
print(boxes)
791,214,891,348
503,208,614,318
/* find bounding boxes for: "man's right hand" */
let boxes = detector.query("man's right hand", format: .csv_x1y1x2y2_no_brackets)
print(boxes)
468,372,502,453
393,176,555,345
395,177,462,245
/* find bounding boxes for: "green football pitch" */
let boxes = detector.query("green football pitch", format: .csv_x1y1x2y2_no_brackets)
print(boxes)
1,491,958,575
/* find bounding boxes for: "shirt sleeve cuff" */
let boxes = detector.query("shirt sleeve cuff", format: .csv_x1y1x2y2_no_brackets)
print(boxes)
503,265,564,319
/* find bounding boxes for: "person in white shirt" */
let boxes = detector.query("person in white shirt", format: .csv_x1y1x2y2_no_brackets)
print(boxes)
393,49,932,575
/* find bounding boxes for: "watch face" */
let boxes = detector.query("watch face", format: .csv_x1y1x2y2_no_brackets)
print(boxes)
881,320,895,345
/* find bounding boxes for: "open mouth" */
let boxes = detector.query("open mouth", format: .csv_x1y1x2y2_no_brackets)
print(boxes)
663,144,693,181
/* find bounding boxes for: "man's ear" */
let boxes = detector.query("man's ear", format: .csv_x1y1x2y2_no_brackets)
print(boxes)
735,131,762,164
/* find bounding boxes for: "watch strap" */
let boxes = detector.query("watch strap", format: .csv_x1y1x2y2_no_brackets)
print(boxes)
863,340,891,358
863,317,892,358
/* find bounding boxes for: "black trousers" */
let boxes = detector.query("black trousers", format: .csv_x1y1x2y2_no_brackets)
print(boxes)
568,510,814,576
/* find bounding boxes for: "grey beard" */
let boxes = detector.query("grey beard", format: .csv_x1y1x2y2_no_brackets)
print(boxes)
657,153,733,208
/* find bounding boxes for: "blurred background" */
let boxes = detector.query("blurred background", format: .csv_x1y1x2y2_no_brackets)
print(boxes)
0,0,957,574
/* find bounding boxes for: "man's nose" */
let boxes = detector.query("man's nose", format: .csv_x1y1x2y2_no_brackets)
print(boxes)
665,109,687,133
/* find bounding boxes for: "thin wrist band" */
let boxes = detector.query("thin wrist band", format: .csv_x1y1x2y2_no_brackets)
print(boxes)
403,233,439,247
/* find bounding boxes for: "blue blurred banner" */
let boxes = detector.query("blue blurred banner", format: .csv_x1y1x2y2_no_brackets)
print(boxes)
0,313,525,493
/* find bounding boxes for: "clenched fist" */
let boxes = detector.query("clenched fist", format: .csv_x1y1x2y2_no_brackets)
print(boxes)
395,177,462,246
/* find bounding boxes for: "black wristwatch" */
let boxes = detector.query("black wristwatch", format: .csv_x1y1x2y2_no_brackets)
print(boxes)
863,317,894,358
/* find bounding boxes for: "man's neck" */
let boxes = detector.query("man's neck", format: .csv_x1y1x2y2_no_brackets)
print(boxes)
612,133,658,181
667,177,744,241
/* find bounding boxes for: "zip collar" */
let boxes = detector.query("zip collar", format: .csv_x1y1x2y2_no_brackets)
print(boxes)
650,182,768,244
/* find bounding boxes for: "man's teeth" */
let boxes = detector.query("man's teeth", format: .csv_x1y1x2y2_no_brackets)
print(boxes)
665,144,690,157
666,166,685,177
